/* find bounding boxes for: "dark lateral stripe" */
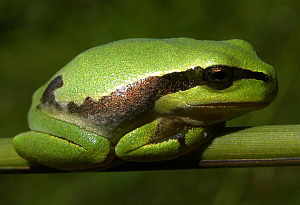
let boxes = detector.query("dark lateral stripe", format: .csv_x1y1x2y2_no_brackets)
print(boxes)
158,66,206,94
66,67,206,121
39,75,64,109
234,67,269,82
209,65,269,82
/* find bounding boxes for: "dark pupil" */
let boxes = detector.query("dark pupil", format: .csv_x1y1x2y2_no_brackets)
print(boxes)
214,71,227,81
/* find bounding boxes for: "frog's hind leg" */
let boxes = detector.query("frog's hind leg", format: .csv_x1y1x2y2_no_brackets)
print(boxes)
14,130,114,171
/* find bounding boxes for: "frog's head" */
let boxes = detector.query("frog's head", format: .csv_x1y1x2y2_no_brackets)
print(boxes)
154,39,278,126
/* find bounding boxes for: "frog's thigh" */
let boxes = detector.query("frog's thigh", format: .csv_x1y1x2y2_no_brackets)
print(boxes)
14,131,114,171
115,119,207,162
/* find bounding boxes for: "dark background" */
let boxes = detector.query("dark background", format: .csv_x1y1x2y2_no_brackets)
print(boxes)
1,1,300,204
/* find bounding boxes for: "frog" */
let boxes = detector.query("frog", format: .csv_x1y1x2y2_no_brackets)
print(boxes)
13,38,278,171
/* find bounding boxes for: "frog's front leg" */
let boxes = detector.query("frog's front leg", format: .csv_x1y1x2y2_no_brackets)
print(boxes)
13,130,115,171
115,118,217,162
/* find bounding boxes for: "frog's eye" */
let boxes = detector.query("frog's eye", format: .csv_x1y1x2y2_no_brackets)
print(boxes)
203,66,234,90
202,65,270,90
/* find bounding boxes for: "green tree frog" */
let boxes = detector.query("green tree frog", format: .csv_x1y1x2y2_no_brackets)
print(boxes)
13,38,278,171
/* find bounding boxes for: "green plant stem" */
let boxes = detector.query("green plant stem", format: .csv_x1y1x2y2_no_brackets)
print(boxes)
1,125,299,173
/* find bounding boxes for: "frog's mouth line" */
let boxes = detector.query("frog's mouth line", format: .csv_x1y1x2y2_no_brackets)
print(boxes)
186,102,271,109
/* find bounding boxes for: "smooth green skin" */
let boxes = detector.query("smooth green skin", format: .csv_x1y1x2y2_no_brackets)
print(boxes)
13,38,278,170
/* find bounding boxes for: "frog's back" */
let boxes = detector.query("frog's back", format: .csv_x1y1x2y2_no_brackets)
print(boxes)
47,38,197,103
38,38,262,104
